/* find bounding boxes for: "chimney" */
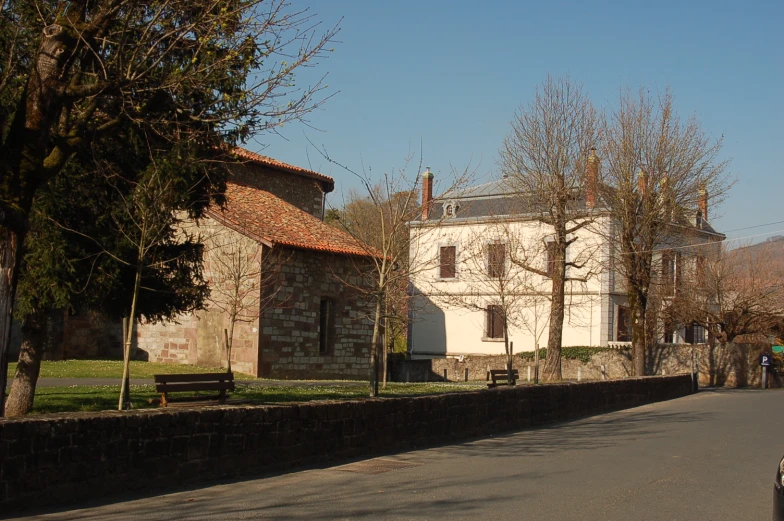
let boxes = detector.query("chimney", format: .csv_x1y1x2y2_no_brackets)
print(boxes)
586,148,598,209
698,185,708,221
637,169,648,196
421,167,434,220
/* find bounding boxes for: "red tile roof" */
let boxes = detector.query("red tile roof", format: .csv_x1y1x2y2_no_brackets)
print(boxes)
231,147,334,192
208,182,376,258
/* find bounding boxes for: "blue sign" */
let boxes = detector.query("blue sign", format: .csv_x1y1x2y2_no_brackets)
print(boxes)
760,354,772,367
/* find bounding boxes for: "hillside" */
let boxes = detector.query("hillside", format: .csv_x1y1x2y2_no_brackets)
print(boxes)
732,235,784,270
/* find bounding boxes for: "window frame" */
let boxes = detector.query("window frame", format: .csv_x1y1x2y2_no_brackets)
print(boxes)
438,244,458,280
484,304,505,341
616,305,632,342
318,298,335,355
684,323,705,344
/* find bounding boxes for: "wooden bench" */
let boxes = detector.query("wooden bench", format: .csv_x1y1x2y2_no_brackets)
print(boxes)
487,369,519,388
154,372,235,407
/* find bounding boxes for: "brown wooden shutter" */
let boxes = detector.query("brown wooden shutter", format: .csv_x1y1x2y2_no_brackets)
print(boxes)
486,305,504,339
440,246,456,278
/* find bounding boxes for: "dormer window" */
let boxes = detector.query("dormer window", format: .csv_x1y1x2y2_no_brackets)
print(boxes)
443,200,459,218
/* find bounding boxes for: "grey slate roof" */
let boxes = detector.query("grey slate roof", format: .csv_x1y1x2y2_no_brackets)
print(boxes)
425,178,588,222
419,178,724,238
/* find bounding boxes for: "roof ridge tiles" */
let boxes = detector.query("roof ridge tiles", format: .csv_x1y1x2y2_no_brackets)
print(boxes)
231,147,334,190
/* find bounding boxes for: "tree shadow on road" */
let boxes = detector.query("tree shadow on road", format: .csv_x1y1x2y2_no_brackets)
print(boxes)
443,407,716,459
10,399,714,520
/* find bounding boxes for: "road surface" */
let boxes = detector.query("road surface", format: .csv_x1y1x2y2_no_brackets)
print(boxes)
8,388,782,520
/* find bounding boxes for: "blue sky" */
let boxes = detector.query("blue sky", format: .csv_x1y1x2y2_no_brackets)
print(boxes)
254,0,783,244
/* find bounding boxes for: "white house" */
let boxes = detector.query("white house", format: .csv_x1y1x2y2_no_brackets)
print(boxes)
408,152,723,359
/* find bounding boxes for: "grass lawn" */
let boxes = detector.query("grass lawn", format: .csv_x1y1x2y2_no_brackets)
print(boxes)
30,382,487,415
4,359,488,415
6,359,257,380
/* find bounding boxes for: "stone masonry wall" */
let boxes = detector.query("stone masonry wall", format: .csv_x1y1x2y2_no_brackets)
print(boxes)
258,248,374,379
229,163,325,219
391,343,771,387
0,375,695,511
136,217,262,375
61,310,123,360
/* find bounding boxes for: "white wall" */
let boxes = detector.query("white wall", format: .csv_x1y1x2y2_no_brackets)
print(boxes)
408,215,611,357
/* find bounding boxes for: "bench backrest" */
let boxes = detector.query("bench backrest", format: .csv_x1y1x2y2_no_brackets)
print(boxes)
154,372,235,393
489,369,519,381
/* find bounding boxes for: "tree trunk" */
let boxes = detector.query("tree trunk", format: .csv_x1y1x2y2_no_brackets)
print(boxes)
369,294,382,397
543,235,567,382
224,326,232,374
629,290,647,377
118,263,142,410
4,310,48,417
0,23,82,416
382,312,389,389
0,228,23,416
534,342,540,384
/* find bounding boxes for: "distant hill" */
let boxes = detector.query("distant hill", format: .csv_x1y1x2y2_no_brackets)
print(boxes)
732,235,784,273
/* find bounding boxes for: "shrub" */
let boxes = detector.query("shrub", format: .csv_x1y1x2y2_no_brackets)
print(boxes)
517,346,630,364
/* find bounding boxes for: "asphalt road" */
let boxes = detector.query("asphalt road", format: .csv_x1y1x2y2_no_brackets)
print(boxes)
8,388,783,521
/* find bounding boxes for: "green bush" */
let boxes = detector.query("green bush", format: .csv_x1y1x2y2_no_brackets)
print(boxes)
392,335,408,353
518,346,630,364
517,348,547,362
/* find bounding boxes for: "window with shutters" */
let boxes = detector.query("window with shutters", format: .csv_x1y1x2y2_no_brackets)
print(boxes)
684,323,705,344
487,243,506,278
439,245,456,279
616,306,632,342
486,305,504,339
662,320,677,344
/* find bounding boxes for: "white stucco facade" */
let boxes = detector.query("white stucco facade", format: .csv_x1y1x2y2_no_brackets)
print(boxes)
407,179,724,360
409,212,613,358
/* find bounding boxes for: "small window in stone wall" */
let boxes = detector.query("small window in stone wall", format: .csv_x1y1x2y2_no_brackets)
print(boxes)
319,298,334,354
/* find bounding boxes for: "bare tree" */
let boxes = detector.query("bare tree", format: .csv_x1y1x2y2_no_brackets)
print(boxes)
499,76,600,381
204,223,289,374
669,241,784,355
335,189,416,388
600,88,730,376
317,147,473,397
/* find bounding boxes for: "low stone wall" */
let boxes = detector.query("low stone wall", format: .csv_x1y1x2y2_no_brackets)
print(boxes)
0,375,694,511
394,343,772,387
